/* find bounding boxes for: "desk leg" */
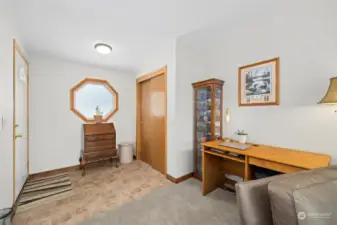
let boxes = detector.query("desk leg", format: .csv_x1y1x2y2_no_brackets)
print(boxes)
244,156,251,181
202,149,223,196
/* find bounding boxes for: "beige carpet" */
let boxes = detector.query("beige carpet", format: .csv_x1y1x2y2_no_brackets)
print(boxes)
79,178,240,225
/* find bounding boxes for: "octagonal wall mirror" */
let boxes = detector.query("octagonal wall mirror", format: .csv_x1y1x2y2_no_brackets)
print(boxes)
70,78,119,122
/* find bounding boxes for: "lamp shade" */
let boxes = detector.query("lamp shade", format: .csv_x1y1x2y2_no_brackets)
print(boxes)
319,77,337,104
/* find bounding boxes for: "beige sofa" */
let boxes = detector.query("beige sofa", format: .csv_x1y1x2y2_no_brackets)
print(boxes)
235,165,337,225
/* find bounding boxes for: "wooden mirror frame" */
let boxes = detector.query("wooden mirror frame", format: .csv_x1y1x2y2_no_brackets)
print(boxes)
70,78,119,122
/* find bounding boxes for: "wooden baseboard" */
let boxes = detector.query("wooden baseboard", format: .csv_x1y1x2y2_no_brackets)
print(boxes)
166,172,194,184
29,159,117,181
193,172,202,181
166,174,176,183
29,165,79,181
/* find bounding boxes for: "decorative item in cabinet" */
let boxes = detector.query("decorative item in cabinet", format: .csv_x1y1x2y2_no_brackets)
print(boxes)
192,78,224,179
80,123,118,176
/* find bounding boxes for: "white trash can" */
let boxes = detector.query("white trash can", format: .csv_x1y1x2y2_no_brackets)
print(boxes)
119,143,134,164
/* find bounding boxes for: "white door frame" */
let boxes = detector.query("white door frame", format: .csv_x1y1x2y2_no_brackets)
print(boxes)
13,39,30,203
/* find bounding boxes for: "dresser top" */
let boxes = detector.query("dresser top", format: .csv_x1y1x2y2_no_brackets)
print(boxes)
83,123,115,135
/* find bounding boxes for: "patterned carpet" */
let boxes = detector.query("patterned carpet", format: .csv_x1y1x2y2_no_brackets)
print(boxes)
13,160,169,225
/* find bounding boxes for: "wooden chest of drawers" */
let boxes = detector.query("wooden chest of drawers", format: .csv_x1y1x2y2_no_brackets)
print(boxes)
80,123,118,176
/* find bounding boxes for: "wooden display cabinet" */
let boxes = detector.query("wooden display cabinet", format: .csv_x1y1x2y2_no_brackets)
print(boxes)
192,78,224,180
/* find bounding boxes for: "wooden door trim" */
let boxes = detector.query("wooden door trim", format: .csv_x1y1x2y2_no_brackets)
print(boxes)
13,39,30,203
136,66,167,176
136,66,167,83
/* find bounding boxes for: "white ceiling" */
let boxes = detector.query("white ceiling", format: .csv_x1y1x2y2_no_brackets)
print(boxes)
13,0,261,74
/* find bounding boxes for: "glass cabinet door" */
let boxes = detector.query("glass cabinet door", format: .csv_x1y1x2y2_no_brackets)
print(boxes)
214,87,222,140
196,87,212,177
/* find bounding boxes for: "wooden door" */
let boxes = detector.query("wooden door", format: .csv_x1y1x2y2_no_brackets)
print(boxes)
148,75,165,173
13,40,29,202
140,79,152,165
139,74,165,174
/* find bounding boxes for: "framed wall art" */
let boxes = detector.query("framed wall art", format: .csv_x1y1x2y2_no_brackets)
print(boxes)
238,57,279,106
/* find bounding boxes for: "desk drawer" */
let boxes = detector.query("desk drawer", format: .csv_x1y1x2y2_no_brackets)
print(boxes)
249,157,304,174
85,134,114,142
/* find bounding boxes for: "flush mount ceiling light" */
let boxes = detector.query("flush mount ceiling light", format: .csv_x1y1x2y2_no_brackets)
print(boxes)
94,43,112,54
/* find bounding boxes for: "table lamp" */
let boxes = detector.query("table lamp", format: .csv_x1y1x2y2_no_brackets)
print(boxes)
224,108,231,142
319,77,337,105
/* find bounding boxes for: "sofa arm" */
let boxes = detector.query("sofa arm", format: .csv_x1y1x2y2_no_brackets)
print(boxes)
236,176,279,225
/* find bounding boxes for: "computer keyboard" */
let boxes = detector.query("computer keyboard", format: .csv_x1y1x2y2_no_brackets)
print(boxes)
218,142,251,150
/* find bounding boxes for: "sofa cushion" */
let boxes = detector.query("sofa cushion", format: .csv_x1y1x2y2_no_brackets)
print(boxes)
268,165,337,225
294,180,337,225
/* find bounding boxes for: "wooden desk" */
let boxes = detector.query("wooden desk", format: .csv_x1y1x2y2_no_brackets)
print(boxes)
201,140,331,195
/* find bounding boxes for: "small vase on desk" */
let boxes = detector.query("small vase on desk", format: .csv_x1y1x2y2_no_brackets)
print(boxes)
239,135,247,144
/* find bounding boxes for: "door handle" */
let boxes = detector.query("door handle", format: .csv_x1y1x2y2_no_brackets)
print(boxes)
15,134,23,139
14,124,23,138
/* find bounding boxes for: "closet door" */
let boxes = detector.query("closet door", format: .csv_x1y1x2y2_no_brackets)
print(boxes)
149,75,165,174
139,74,165,174
140,79,152,165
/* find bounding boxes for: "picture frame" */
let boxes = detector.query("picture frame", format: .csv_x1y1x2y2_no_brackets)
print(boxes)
238,57,279,106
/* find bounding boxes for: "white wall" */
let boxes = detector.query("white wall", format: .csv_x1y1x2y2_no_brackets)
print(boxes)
176,0,337,167
172,38,209,177
0,0,15,209
30,55,136,173
137,40,179,177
